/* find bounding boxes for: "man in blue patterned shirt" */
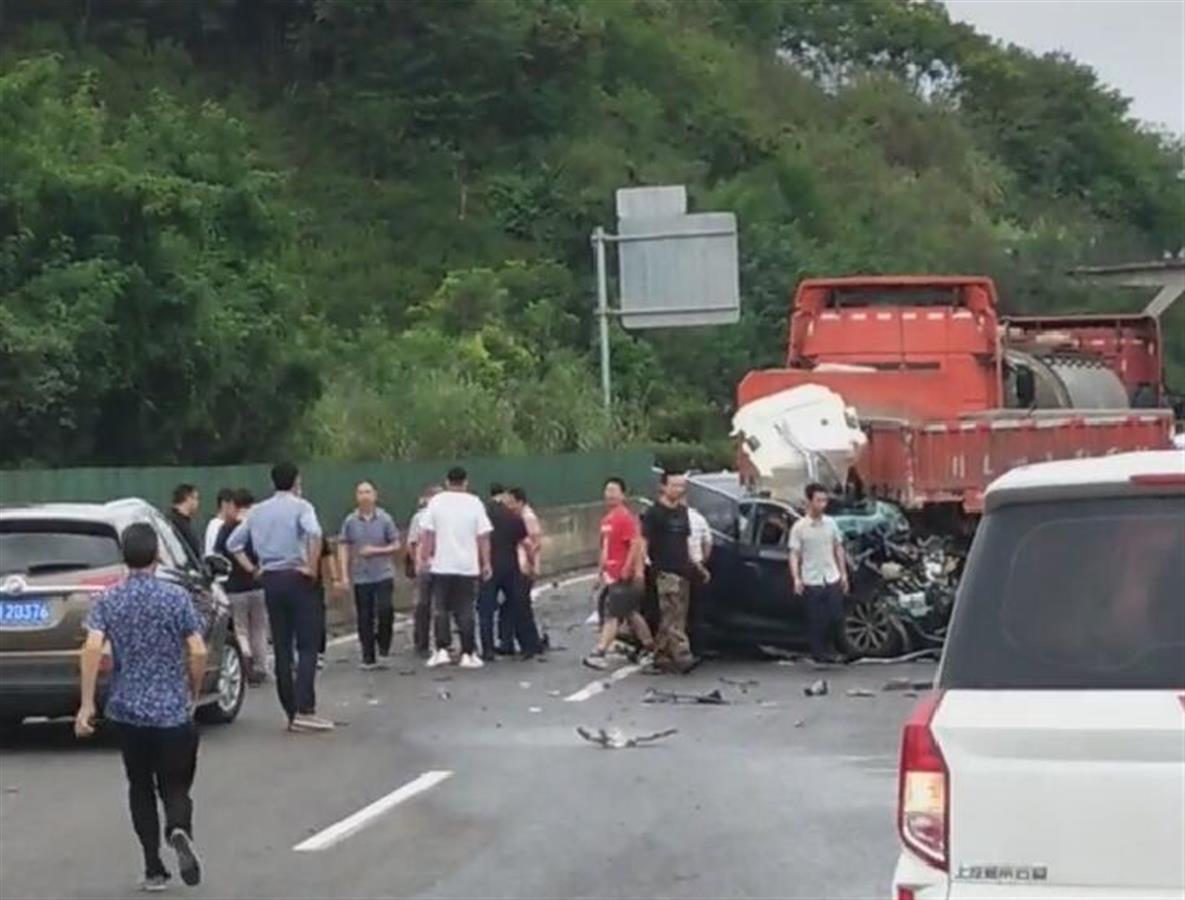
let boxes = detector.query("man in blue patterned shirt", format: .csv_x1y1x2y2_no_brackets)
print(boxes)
75,523,208,892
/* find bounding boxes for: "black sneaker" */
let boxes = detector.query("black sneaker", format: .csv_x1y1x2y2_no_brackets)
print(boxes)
168,829,202,886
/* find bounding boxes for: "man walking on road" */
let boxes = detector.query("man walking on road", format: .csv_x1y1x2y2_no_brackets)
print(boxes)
215,490,269,685
478,484,527,661
419,467,492,669
167,484,202,561
407,485,441,657
584,477,654,670
203,487,235,557
337,481,401,670
789,482,850,664
227,463,334,732
75,523,207,891
641,471,694,674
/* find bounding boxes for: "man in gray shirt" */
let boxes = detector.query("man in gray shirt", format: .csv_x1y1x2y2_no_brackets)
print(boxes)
336,481,401,670
789,482,850,665
227,462,333,732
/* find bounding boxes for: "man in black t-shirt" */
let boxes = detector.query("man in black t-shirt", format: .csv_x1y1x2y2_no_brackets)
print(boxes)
478,485,528,661
641,472,694,674
214,490,269,685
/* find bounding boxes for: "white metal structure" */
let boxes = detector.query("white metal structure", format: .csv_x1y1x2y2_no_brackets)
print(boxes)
892,450,1185,900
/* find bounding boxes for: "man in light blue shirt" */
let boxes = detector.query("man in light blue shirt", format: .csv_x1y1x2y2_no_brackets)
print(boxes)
227,462,333,732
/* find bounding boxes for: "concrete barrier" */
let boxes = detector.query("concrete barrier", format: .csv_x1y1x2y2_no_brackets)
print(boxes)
323,501,603,629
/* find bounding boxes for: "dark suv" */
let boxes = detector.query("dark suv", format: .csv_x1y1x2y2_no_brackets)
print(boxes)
0,500,245,729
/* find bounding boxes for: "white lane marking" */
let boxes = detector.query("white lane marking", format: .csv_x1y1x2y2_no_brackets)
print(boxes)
293,770,453,852
326,571,598,648
564,664,640,702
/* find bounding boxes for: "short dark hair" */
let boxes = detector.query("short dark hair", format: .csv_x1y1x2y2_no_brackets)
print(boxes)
356,479,376,492
271,462,299,491
489,482,506,497
509,487,528,503
804,482,829,500
215,487,235,506
171,483,197,506
446,466,467,485
232,488,254,508
604,476,627,492
121,522,158,569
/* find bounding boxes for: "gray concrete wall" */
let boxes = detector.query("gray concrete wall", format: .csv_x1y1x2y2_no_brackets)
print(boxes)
324,501,602,628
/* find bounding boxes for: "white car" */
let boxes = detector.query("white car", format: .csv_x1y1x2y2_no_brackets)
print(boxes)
892,450,1185,900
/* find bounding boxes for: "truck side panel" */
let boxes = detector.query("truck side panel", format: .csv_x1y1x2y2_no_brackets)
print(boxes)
860,412,1175,512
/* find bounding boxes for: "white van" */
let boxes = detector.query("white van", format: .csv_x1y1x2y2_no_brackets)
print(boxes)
892,450,1185,900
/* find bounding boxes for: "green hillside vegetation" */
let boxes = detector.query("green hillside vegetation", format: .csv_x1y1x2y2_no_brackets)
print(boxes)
2,0,1182,467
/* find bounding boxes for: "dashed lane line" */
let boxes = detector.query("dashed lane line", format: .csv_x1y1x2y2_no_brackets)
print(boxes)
293,770,453,852
564,663,641,702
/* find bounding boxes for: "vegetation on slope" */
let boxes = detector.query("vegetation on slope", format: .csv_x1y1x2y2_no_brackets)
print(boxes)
2,0,1181,466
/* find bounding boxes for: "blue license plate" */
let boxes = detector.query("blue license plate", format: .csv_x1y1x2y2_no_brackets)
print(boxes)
0,598,53,629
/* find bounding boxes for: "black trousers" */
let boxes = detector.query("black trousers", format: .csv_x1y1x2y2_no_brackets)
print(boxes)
508,574,543,655
804,581,846,660
478,568,518,657
432,574,477,655
261,570,320,720
413,572,433,654
117,722,198,877
354,579,394,663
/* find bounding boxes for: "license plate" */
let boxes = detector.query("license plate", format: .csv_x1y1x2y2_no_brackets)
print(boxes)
0,597,53,630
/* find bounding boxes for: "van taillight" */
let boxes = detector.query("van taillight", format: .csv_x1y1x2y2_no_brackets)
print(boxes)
898,691,948,871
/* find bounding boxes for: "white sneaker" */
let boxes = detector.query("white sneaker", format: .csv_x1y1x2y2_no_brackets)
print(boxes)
458,653,484,669
426,649,451,668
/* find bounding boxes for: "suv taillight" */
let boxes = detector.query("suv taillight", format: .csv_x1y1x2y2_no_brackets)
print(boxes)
898,691,948,870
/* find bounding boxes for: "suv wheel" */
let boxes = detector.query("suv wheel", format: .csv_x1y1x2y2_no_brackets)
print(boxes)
843,596,905,659
196,639,245,724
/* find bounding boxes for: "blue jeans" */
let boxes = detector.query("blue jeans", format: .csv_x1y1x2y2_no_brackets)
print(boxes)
261,570,320,719
804,581,846,661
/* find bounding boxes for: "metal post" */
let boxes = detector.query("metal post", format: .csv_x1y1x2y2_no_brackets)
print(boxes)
593,226,611,411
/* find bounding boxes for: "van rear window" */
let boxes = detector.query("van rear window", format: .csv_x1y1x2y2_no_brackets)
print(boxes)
940,496,1185,690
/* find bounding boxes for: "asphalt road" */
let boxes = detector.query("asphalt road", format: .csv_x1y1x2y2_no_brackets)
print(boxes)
0,578,935,900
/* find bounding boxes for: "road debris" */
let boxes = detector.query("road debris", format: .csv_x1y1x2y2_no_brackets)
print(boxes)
845,688,876,698
529,707,542,713
436,688,451,701
882,677,934,692
366,698,382,706
757,645,803,662
396,668,417,676
518,681,532,689
432,675,454,683
642,687,728,705
794,719,806,728
803,679,829,697
757,700,780,708
719,677,760,693
546,689,562,697
576,726,679,750
852,648,940,665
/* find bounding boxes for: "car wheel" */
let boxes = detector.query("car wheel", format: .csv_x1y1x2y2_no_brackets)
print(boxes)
843,596,905,659
196,638,245,725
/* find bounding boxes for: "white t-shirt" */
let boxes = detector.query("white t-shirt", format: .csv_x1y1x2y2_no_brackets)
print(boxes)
203,516,224,557
421,491,492,576
788,514,843,586
687,507,711,564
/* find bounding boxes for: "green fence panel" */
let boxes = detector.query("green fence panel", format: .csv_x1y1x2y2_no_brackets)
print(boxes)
0,450,654,536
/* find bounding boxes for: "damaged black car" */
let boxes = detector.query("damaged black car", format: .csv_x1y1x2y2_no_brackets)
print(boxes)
681,472,960,658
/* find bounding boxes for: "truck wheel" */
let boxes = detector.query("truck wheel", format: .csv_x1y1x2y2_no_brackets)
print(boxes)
196,639,245,725
843,597,905,659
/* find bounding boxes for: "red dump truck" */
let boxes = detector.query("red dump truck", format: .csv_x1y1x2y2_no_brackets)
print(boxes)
737,276,1176,528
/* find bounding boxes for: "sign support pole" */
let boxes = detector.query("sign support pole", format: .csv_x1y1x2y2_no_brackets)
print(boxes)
592,226,612,412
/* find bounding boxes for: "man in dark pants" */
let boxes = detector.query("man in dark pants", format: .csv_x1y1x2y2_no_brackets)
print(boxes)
419,467,492,670
167,483,202,561
228,462,334,732
75,523,208,891
640,471,695,674
406,486,440,657
789,482,850,664
478,484,527,661
505,487,545,658
337,480,401,670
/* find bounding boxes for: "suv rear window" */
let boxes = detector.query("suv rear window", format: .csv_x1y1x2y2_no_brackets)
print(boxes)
940,496,1185,690
0,520,122,578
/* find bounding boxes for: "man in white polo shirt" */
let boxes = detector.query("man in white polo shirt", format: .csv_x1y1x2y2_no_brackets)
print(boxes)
418,466,492,670
789,482,850,664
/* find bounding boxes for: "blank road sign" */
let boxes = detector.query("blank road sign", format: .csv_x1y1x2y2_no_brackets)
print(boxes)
617,212,740,329
616,185,687,220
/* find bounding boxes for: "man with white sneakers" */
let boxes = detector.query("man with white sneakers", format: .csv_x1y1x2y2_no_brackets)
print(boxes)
419,466,492,669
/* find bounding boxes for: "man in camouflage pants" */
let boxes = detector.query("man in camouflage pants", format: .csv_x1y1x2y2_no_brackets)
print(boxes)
641,471,694,674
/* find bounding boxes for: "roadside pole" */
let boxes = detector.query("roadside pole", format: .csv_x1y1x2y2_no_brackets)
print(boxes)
593,226,612,410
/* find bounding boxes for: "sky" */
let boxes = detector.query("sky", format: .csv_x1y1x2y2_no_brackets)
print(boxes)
944,0,1185,135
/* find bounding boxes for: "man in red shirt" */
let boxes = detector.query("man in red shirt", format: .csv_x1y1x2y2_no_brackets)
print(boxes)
583,477,655,670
